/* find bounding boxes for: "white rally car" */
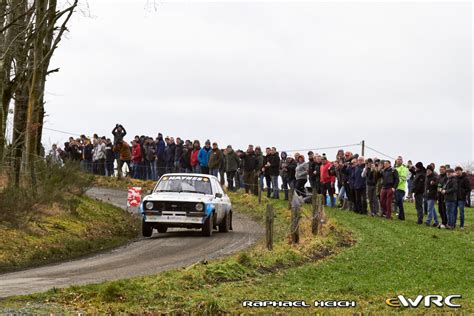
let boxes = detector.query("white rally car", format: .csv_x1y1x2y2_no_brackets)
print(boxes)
140,174,233,237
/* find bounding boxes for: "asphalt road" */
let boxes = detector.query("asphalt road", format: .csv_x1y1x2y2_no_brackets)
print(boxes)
0,187,263,298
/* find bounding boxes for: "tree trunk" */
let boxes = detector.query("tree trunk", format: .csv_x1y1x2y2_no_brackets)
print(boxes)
25,0,48,188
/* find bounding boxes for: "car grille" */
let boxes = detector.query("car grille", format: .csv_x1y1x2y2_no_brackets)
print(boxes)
147,201,200,213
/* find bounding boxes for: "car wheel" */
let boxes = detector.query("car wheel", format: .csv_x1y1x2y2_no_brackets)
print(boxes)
142,220,153,237
202,213,213,237
156,225,168,233
219,211,231,233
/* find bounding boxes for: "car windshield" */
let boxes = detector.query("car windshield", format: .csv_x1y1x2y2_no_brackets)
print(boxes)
154,175,213,195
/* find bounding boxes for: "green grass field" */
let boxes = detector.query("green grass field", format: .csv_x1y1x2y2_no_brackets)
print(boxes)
1,192,472,314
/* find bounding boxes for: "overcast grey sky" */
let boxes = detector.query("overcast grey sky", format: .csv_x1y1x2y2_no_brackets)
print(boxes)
39,1,472,167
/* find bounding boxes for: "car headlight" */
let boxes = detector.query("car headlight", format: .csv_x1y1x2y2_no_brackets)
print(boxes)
195,203,204,211
145,202,154,210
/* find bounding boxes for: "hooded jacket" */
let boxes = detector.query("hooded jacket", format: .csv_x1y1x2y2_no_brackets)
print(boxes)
456,173,471,201
242,151,258,172
411,167,426,194
208,148,224,169
425,172,438,200
225,149,240,172
198,146,212,167
443,176,458,202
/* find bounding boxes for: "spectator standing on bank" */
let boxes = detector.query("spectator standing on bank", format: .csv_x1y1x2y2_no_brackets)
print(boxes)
442,169,458,229
156,133,166,178
455,166,470,230
363,158,379,216
198,140,212,174
113,140,131,177
112,124,126,145
380,160,399,219
104,138,115,177
261,148,272,198
425,165,439,227
295,154,308,197
92,138,106,175
191,140,201,173
410,162,426,224
224,145,240,191
208,142,224,177
131,139,142,179
267,147,280,199
352,156,367,214
242,145,258,195
437,165,448,228
395,156,409,220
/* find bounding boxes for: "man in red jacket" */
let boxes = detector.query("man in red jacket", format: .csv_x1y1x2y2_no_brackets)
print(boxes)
131,140,142,179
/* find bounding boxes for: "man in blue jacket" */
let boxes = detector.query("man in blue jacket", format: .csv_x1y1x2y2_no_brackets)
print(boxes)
198,140,212,174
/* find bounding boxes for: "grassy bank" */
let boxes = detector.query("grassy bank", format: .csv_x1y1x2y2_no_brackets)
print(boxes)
0,195,139,273
0,191,353,313
1,184,472,313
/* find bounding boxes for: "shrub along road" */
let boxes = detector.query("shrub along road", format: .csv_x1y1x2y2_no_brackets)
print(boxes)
0,187,263,298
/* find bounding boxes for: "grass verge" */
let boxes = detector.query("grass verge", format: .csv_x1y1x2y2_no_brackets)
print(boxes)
2,183,472,314
0,195,139,273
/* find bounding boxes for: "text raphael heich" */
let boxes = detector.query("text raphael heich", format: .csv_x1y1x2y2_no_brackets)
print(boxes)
242,300,357,308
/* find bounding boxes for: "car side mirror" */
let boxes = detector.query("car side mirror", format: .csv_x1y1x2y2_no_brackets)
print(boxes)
215,193,223,198
146,189,153,195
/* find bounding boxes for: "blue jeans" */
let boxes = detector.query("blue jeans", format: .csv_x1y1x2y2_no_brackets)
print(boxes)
210,168,219,177
426,199,439,225
395,190,405,220
456,200,465,228
338,185,347,200
271,175,279,199
192,165,201,174
446,201,457,228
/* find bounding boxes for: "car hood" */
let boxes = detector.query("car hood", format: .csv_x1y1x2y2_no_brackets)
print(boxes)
143,192,214,203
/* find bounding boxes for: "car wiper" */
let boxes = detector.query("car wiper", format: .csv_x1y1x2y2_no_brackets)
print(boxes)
156,190,176,192
179,190,207,195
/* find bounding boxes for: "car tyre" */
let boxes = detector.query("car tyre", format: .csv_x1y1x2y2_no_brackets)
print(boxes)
142,220,153,237
202,213,213,237
219,211,231,233
156,225,168,233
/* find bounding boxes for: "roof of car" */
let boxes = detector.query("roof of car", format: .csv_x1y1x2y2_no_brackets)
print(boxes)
160,173,217,180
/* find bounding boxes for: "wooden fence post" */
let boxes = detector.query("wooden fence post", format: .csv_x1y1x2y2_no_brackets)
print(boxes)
317,194,326,235
311,193,318,235
266,204,274,250
291,203,300,244
288,188,294,210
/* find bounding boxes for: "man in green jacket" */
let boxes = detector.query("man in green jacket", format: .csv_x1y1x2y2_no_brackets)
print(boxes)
224,145,241,191
395,156,409,220
208,142,224,178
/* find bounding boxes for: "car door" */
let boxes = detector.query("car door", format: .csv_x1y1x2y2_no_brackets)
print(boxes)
212,179,225,223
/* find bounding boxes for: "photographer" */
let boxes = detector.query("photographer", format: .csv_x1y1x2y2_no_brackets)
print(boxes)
112,124,127,145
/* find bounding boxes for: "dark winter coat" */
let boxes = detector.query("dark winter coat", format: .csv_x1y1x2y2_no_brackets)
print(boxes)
425,173,438,200
267,153,280,177
381,167,399,189
225,150,241,173
443,177,458,202
242,151,258,172
456,174,471,201
411,168,426,194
